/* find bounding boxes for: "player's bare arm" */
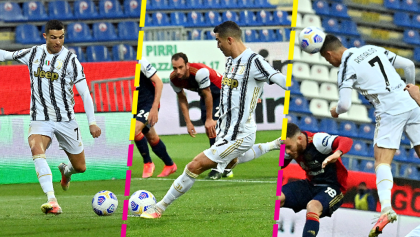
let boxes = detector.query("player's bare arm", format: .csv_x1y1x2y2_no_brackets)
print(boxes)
148,73,163,127
75,80,101,138
200,87,216,138
405,84,420,106
322,136,353,168
177,90,196,137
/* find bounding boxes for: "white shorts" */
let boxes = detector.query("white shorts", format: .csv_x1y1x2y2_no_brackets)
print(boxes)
203,133,256,173
374,107,420,149
28,120,84,154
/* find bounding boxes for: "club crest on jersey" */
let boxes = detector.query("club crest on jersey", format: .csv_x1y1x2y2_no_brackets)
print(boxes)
222,77,238,89
34,68,59,81
55,59,63,70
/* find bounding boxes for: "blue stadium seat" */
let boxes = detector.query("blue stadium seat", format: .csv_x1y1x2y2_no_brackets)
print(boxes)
290,78,302,95
384,0,401,10
273,11,290,25
341,20,360,36
48,1,74,20
394,146,408,162
145,13,153,26
188,29,202,40
403,29,420,46
358,123,374,140
112,44,136,61
400,164,419,179
348,140,369,156
186,0,203,9
170,12,187,26
411,14,420,29
256,10,273,25
336,35,349,48
357,93,370,105
289,97,311,114
152,12,170,26
259,29,276,42
204,11,222,27
220,0,237,9
360,160,375,173
239,10,256,26
322,18,342,34
203,0,221,9
244,29,257,42
401,0,418,12
124,0,140,17
299,115,319,133
23,1,49,21
99,0,124,18
285,114,299,124
118,21,139,40
277,28,290,41
187,11,205,27
86,45,111,62
340,157,359,171
151,0,169,10
394,12,412,28
223,11,239,23
67,22,93,43
348,37,365,47
330,3,350,18
68,46,86,62
237,0,255,8
319,118,339,134
1,2,27,22
339,121,358,137
254,0,273,8
74,0,99,19
205,31,216,40
401,132,411,146
415,47,420,62
93,22,118,41
15,24,43,44
313,0,330,16
368,107,375,121
169,0,186,9
408,149,420,164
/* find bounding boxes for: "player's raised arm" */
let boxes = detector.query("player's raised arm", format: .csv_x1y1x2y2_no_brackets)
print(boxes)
331,65,356,118
252,56,287,89
385,48,415,85
0,48,32,64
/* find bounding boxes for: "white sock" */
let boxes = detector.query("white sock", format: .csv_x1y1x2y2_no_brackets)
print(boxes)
238,143,272,164
64,163,77,178
157,167,197,212
34,155,55,200
376,163,393,212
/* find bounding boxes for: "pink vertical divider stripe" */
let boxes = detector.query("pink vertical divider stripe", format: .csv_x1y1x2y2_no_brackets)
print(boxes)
125,170,132,196
276,170,283,196
274,199,280,220
127,144,134,167
272,224,278,237
279,144,285,167
120,224,127,237
122,199,129,221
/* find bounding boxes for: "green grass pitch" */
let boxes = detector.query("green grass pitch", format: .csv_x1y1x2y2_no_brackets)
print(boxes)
0,130,280,237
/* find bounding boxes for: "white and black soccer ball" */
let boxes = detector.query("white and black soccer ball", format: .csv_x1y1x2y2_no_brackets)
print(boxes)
92,190,118,216
129,190,157,216
299,26,326,54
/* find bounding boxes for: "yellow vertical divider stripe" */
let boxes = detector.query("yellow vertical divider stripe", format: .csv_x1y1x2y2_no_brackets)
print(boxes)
139,0,147,27
134,64,141,87
136,31,144,60
132,90,139,115
281,118,288,140
288,31,295,60
129,118,137,141
283,90,290,115
286,64,292,87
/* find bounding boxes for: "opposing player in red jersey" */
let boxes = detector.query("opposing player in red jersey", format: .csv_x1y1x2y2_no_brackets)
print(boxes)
170,52,229,180
279,123,353,237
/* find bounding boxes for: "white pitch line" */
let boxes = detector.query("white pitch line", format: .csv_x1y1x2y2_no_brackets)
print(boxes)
131,178,277,184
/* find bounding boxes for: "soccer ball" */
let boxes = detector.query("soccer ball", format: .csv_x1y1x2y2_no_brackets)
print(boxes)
92,190,118,216
129,190,157,216
299,26,326,54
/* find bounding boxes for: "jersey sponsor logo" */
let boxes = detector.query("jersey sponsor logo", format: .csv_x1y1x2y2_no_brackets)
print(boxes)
221,77,238,89
33,68,59,81
199,76,209,84
322,135,331,146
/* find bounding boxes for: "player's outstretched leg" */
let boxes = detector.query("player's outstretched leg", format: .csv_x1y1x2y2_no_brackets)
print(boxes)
237,137,281,165
146,129,177,177
135,132,155,178
34,154,62,215
302,200,322,237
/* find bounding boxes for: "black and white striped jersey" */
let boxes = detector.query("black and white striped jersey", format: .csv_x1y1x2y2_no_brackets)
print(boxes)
12,44,85,122
217,48,282,141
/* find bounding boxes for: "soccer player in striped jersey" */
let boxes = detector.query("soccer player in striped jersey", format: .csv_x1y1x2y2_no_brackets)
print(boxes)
134,58,177,178
320,35,420,237
170,52,232,180
0,20,101,215
140,21,287,219
280,123,352,237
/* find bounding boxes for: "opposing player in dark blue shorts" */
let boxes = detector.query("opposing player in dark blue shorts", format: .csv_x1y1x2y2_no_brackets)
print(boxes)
134,58,177,178
170,52,228,180
280,123,353,237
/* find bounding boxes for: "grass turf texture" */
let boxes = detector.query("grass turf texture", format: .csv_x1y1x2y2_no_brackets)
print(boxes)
0,130,280,237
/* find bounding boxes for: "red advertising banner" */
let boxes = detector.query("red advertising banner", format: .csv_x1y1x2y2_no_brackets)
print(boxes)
281,163,420,217
0,61,136,115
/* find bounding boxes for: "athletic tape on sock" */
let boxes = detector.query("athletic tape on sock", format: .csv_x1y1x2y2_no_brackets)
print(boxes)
33,154,46,160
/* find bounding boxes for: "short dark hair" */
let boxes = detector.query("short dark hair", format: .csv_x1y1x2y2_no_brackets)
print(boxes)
286,123,301,138
213,21,242,40
320,34,343,55
45,20,64,34
171,52,188,64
